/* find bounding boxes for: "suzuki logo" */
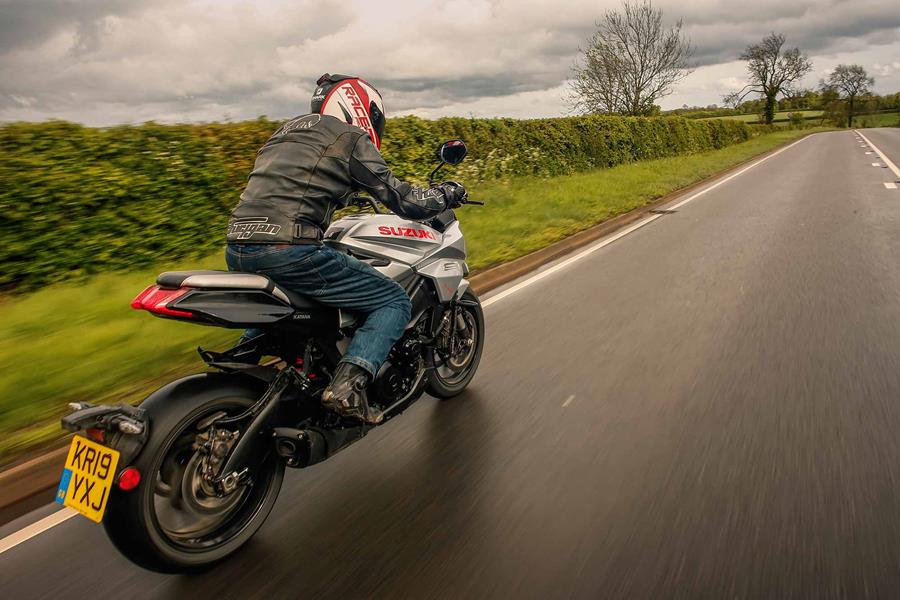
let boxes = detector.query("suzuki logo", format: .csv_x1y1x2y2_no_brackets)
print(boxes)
377,226,436,240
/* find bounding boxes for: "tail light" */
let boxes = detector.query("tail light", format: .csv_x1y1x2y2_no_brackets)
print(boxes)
131,285,193,318
85,428,105,443
117,467,141,491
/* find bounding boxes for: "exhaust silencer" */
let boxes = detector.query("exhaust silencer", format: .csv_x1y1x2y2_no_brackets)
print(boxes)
273,427,326,468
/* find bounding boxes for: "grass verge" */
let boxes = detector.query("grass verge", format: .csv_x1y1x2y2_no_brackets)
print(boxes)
0,126,829,466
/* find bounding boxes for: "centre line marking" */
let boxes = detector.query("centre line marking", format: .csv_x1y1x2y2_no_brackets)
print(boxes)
857,130,900,180
562,395,575,407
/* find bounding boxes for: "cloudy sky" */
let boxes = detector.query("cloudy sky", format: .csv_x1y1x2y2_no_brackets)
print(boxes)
1,0,898,125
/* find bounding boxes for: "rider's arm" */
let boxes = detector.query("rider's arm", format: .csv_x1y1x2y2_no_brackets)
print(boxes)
348,134,446,221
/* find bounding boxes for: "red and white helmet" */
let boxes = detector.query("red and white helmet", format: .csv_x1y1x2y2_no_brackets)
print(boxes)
311,74,386,149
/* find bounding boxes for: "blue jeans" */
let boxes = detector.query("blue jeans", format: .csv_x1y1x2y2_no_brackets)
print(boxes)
225,244,412,376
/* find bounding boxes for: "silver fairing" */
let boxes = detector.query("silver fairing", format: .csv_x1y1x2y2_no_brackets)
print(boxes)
324,213,469,303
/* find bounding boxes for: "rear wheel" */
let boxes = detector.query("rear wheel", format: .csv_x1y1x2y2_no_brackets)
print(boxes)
103,375,284,573
426,290,485,398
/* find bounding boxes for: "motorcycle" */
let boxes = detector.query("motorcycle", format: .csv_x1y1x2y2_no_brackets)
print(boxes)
56,139,485,572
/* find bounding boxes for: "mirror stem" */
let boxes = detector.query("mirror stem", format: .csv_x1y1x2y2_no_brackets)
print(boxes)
428,162,444,186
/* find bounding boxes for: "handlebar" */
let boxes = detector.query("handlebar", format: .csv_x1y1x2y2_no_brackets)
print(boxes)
348,193,483,213
348,194,383,214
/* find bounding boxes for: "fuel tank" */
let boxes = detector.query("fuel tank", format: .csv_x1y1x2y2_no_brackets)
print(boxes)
325,214,443,266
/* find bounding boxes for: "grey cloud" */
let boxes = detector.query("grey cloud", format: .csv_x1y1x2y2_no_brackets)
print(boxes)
0,0,897,125
0,0,153,54
681,1,900,65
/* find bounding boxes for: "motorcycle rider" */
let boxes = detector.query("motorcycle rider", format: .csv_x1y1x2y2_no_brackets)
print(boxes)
225,74,466,425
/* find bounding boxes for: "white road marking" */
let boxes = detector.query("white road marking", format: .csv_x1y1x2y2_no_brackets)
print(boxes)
866,151,873,155
857,130,900,180
0,133,817,554
484,135,812,308
562,395,575,408
0,508,76,555
885,182,898,189
872,163,883,167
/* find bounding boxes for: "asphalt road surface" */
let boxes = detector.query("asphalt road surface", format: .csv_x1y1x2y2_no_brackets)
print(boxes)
3,129,900,599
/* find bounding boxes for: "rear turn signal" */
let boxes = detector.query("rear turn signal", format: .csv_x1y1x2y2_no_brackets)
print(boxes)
117,467,141,491
130,285,193,318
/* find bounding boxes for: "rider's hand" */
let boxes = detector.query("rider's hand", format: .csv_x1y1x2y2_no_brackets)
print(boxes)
439,181,468,208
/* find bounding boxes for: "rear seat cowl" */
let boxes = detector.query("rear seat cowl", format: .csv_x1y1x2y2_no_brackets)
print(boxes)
156,270,226,288
181,273,273,291
155,269,321,308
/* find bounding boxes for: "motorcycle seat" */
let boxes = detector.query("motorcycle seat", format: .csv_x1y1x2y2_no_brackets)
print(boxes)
156,270,321,309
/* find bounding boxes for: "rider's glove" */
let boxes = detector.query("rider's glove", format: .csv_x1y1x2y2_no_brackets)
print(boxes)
439,181,468,208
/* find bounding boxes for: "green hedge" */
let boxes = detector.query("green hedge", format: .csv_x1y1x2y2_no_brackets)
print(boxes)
0,115,749,291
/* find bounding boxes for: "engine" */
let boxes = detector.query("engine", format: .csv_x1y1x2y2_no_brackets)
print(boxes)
369,331,424,408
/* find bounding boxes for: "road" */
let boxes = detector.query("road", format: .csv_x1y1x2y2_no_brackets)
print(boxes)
3,128,900,598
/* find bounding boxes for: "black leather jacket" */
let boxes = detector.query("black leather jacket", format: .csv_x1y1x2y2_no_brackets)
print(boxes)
226,114,446,244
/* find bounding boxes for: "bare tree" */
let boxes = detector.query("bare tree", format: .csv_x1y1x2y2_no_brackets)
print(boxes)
723,33,812,125
570,0,693,116
822,64,874,128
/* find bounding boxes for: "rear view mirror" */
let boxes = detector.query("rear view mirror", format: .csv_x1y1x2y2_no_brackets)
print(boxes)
437,140,467,165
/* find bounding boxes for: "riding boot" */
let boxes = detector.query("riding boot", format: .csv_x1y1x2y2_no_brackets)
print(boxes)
321,362,384,424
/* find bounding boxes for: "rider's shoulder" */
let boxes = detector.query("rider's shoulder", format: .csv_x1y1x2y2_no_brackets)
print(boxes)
273,113,358,137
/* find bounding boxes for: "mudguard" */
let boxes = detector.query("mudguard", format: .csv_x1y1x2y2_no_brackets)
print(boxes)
107,372,268,469
454,278,471,301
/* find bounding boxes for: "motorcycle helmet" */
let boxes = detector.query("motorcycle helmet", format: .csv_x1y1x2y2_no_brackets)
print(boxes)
311,73,386,149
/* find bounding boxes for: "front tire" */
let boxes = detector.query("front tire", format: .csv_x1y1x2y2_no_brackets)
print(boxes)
426,290,485,398
103,374,284,573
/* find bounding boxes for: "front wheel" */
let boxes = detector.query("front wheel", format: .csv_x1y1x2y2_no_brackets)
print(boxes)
426,290,485,398
103,374,284,573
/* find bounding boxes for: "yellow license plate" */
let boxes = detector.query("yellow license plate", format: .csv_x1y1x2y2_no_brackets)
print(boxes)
55,435,120,523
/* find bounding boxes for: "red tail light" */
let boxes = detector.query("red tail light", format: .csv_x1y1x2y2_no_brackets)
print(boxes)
117,467,141,491
85,427,105,443
130,285,194,318
130,285,157,310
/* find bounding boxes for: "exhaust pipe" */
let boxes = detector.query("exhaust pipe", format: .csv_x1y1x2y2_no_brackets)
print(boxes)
273,427,327,468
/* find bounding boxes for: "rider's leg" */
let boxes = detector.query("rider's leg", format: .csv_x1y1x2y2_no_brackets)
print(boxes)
308,250,412,377
225,244,411,423
304,249,411,424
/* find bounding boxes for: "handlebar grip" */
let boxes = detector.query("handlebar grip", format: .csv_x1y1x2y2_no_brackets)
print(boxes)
466,200,485,205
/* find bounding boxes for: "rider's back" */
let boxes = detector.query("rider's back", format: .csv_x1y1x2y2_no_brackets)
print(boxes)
228,113,366,244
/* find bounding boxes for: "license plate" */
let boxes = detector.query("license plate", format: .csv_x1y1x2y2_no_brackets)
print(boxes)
55,435,120,523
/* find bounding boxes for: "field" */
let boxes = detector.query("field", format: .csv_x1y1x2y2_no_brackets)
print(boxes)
0,127,830,465
703,110,824,123
856,112,900,128
703,110,900,128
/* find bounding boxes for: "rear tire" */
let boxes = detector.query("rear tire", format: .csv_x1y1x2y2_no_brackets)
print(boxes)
426,290,485,398
103,374,284,573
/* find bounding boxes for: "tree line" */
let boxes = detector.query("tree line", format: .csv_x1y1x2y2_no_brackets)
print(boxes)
666,91,900,122
570,0,890,128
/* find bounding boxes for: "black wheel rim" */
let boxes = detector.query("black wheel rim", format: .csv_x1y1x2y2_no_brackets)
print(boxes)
435,307,480,386
149,402,278,551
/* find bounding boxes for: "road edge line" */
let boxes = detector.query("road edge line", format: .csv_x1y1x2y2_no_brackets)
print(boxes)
483,133,813,307
0,508,75,555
